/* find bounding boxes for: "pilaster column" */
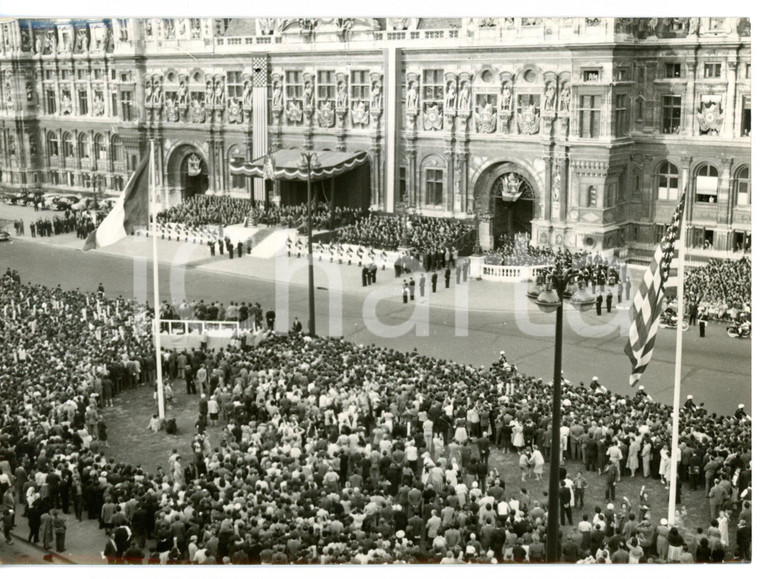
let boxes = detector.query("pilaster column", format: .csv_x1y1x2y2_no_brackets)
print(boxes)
555,150,569,222
724,59,738,138
680,156,693,244
683,59,698,136
717,157,732,226
542,153,552,223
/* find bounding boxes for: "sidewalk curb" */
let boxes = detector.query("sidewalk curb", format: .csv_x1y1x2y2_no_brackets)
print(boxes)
8,530,76,564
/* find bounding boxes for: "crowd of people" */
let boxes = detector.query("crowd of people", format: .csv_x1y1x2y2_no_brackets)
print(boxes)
12,210,102,240
155,196,366,233
0,268,751,564
684,258,752,320
484,233,596,269
156,196,251,229
335,214,473,256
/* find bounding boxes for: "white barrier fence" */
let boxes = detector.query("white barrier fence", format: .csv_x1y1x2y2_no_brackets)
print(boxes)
140,222,221,244
470,256,550,282
155,319,272,351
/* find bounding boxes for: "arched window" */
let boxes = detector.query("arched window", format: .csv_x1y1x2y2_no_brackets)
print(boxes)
62,133,74,158
94,133,108,160
112,136,125,162
47,131,59,157
657,162,679,200
695,164,719,204
735,166,750,206
78,133,90,159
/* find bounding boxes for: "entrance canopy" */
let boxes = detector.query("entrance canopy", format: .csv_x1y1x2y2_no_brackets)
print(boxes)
229,149,368,182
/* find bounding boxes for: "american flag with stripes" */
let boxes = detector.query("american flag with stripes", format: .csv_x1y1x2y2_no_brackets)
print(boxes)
624,190,687,387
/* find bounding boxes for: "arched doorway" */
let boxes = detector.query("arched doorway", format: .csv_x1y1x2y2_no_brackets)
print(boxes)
166,145,209,202
473,162,540,249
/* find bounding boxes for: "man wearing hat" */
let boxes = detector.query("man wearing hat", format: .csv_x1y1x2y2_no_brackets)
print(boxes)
684,395,696,410
735,404,748,420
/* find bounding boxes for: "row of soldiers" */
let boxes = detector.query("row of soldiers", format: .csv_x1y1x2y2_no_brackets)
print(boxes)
207,237,253,259
402,262,471,302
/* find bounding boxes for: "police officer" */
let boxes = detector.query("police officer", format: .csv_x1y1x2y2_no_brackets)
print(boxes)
698,309,708,338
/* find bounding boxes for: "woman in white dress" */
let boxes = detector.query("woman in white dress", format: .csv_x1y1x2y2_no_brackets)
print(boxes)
511,420,525,450
627,435,641,478
454,418,469,445
641,438,652,478
717,510,730,546
531,447,545,481
660,448,671,487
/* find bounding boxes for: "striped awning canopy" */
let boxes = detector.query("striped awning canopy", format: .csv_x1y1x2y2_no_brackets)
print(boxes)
229,149,368,182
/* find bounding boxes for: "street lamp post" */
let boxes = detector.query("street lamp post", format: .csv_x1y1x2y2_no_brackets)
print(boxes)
92,173,101,210
299,151,320,337
532,261,594,562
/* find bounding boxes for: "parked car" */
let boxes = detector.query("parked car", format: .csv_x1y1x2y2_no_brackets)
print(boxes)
53,195,82,211
0,230,10,241
3,191,26,205
71,197,94,212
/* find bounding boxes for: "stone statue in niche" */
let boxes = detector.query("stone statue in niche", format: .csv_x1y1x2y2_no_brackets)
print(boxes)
559,84,570,112
458,80,471,111
34,34,41,54
76,29,88,53
336,80,347,109
29,135,38,156
445,81,457,110
406,80,418,111
152,79,163,108
93,93,105,116
20,29,30,51
204,80,213,107
144,79,153,106
500,83,512,111
303,79,314,109
242,80,252,109
371,80,382,110
688,17,700,35
60,92,72,115
271,79,283,110
165,96,178,122
552,164,561,202
214,80,224,107
178,80,187,106
544,82,556,111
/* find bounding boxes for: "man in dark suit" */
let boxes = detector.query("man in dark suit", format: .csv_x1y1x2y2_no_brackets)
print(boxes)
431,272,438,293
606,290,613,313
698,310,708,338
688,301,699,325
444,267,451,289
409,278,415,301
559,481,573,526
596,293,603,316
419,273,426,298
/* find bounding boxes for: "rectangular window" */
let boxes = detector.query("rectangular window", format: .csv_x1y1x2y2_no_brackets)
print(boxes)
45,69,54,81
60,70,70,81
78,89,88,115
49,171,59,185
654,224,665,242
665,63,681,78
111,92,118,116
285,70,303,125
318,70,335,102
658,174,679,201
120,71,131,82
425,168,444,206
696,175,719,204
741,96,751,137
46,89,57,114
583,70,600,82
614,94,629,136
746,64,751,79
615,68,629,81
704,63,722,79
579,94,600,138
94,69,104,80
736,179,750,206
63,137,74,158
350,69,369,101
399,167,407,201
120,90,133,121
661,95,681,134
226,71,242,100
422,69,443,129
77,69,87,80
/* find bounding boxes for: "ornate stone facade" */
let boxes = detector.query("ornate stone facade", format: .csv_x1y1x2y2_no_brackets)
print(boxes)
0,17,751,253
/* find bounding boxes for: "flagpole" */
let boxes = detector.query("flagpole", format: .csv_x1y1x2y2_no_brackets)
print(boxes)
667,193,688,524
150,140,166,421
